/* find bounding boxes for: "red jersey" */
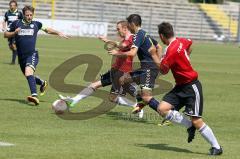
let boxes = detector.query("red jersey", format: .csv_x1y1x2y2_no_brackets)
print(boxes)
160,37,198,85
112,34,133,73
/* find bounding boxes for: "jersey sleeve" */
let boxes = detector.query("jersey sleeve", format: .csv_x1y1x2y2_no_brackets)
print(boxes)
132,31,145,48
4,12,8,22
184,38,192,49
35,21,43,31
18,12,23,20
181,38,192,54
8,20,17,32
150,36,158,47
160,48,174,74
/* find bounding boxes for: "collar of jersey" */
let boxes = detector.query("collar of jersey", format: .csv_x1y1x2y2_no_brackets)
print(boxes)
125,32,132,40
164,37,177,53
9,9,18,13
136,27,142,34
22,19,32,25
169,37,177,45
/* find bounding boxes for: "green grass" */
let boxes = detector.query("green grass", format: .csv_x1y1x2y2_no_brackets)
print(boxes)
0,34,239,159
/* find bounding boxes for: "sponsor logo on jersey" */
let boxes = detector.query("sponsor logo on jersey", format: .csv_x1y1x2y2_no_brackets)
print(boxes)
8,16,18,21
30,24,34,28
177,42,183,53
18,29,34,36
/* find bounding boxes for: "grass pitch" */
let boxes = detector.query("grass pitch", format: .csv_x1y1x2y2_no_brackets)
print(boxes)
0,34,239,159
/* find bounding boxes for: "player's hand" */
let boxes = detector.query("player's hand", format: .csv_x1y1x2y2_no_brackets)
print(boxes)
14,28,21,34
58,32,69,39
108,49,118,55
98,36,109,42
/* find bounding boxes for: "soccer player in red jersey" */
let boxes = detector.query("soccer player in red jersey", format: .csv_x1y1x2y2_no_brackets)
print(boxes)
59,21,143,117
156,22,222,155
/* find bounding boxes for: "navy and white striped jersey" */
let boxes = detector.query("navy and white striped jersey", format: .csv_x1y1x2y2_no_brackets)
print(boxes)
9,20,42,57
4,9,23,29
132,29,158,69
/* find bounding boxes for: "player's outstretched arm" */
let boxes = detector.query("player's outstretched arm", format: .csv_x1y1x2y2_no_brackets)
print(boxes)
156,44,163,58
98,36,110,43
108,47,137,57
149,46,161,68
2,21,6,32
4,28,20,38
43,27,69,39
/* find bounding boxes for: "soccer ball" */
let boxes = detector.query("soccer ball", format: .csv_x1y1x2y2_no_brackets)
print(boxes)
52,99,68,114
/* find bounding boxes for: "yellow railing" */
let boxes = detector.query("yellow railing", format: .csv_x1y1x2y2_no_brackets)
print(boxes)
32,0,55,19
199,3,238,37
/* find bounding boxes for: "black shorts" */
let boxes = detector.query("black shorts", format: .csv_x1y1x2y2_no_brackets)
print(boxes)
8,37,16,46
19,52,39,74
162,80,203,117
100,68,137,97
130,68,159,90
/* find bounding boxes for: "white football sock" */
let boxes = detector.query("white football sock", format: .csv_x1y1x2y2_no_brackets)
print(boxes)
199,123,220,149
115,96,137,107
165,110,192,128
71,87,95,105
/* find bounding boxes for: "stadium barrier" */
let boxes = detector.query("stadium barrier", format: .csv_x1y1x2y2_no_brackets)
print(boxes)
0,18,108,37
36,19,108,37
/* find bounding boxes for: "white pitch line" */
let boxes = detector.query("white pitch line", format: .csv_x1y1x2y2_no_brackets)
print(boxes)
0,141,15,147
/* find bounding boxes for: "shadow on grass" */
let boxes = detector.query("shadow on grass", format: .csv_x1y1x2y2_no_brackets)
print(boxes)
137,143,206,155
0,98,39,106
105,111,158,125
0,98,27,104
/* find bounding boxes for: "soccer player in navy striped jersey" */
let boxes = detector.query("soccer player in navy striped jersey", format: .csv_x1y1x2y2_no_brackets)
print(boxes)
2,0,23,64
109,14,162,113
4,5,68,105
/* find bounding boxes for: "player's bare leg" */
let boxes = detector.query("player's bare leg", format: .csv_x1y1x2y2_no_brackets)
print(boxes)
59,80,101,107
109,93,143,118
132,88,160,114
108,93,135,107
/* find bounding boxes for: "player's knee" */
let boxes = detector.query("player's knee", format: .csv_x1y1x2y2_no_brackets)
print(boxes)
141,94,151,103
89,81,101,90
24,67,34,77
25,72,32,77
119,73,132,86
12,44,17,51
158,102,171,117
141,90,152,103
158,107,168,117
191,117,204,129
119,76,125,86
108,94,117,103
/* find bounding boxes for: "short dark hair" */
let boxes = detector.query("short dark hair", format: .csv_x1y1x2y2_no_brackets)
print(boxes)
126,14,142,26
22,5,35,15
158,22,174,39
9,0,17,6
117,20,128,27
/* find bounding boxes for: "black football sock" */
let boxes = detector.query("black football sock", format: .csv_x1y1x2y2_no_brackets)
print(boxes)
11,50,17,63
35,75,44,86
148,98,159,112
